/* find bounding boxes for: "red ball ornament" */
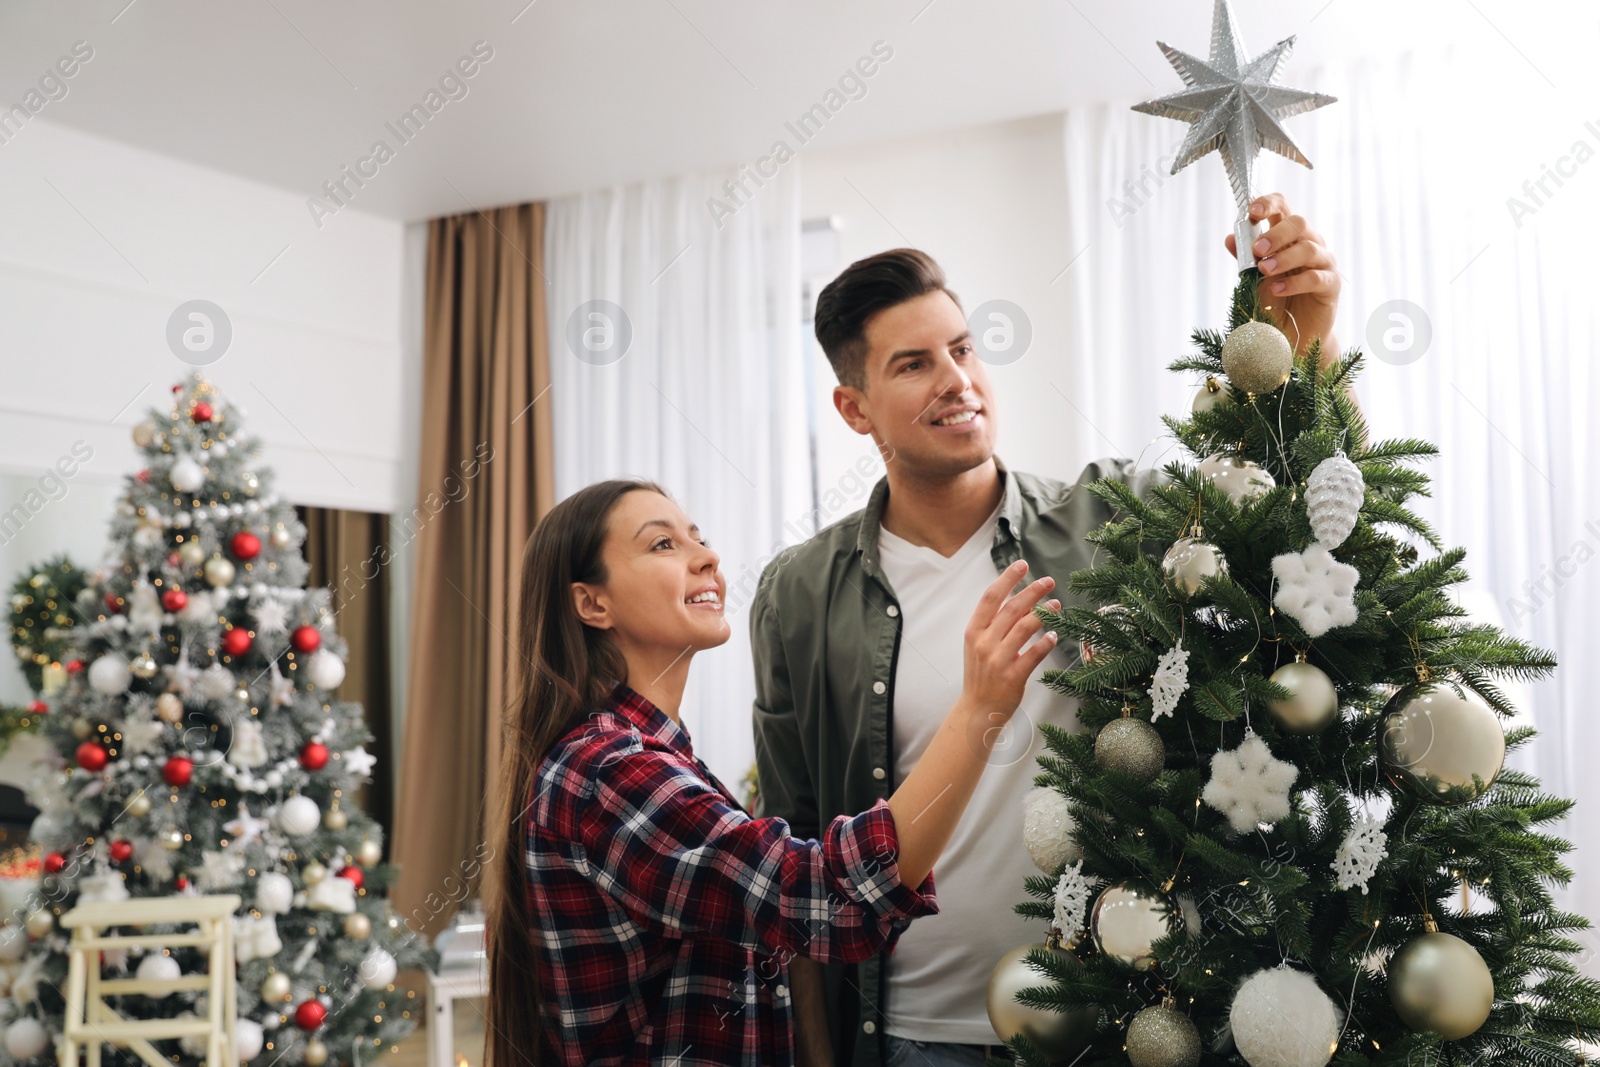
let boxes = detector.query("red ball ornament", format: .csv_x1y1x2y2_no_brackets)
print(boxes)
294,999,328,1031
104,591,122,613
65,659,84,674
76,742,109,772
191,401,214,423
291,625,321,654
43,852,66,874
27,700,47,714
336,864,364,889
162,588,189,612
175,875,189,890
221,627,252,657
299,741,329,771
230,531,261,560
163,755,193,787
110,840,134,863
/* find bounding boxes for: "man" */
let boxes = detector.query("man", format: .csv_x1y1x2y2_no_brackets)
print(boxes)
751,195,1343,1067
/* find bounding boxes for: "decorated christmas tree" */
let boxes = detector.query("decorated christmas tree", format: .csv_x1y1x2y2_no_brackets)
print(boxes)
0,372,433,1065
984,4,1600,1065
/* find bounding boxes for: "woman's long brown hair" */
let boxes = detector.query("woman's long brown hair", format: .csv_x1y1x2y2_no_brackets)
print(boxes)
484,478,666,1066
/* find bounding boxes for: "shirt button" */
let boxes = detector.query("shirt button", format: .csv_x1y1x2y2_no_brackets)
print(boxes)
886,604,899,617
776,984,788,998
872,767,886,780
863,1021,876,1034
873,681,886,695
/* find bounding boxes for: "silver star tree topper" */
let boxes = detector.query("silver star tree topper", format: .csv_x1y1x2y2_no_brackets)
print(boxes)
1132,0,1336,272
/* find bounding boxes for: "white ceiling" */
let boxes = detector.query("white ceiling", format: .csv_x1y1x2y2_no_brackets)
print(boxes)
0,0,1556,221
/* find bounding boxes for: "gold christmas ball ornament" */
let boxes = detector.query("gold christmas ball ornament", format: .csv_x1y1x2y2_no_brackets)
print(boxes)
130,652,159,679
1126,1001,1202,1067
1191,374,1234,415
356,838,383,867
1380,684,1504,805
1266,658,1340,735
985,942,1099,1060
302,1038,330,1065
1197,453,1276,506
24,909,54,938
72,716,93,740
343,913,372,939
1095,715,1165,784
127,792,153,817
260,971,293,1004
1221,319,1293,394
1161,536,1229,599
1388,926,1494,1040
155,693,184,724
1090,882,1188,970
323,806,348,831
302,861,328,886
203,557,236,588
132,419,159,448
270,522,293,548
161,829,184,851
178,541,206,568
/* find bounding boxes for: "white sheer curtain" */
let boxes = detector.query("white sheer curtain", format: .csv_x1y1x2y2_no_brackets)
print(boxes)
545,163,808,788
1060,47,1600,933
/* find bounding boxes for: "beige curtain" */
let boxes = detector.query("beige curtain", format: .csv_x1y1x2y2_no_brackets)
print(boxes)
391,203,555,938
296,505,395,832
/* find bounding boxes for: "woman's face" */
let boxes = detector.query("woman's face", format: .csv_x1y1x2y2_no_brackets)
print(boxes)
572,490,730,659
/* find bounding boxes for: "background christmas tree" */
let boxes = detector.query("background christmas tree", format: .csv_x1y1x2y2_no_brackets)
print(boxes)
985,264,1600,1066
0,372,434,1066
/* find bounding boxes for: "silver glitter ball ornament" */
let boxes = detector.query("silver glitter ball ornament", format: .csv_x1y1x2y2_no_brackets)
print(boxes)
1095,716,1164,783
1126,1002,1201,1067
1222,319,1293,394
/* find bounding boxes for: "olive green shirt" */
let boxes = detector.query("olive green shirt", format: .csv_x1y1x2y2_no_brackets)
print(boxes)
749,455,1167,1067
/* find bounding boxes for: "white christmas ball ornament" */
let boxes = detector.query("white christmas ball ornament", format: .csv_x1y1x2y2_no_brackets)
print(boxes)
178,540,206,568
136,953,182,982
235,1017,265,1060
1021,786,1080,873
170,457,206,493
1197,453,1276,505
1221,319,1293,394
256,870,295,915
204,557,236,587
4,1017,49,1060
89,654,132,695
277,795,321,836
306,649,346,690
360,945,398,990
0,924,26,961
1230,965,1340,1067
260,971,293,1004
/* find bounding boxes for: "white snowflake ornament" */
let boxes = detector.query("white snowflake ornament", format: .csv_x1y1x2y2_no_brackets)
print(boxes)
196,848,246,890
1305,450,1364,547
1147,640,1190,721
1271,544,1359,637
1202,731,1298,833
342,746,377,778
252,595,290,637
1332,812,1388,894
1052,860,1095,936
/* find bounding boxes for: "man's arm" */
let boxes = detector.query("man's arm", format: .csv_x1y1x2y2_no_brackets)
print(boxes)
750,564,835,1067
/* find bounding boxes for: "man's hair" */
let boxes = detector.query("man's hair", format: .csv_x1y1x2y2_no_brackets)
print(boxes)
813,248,960,391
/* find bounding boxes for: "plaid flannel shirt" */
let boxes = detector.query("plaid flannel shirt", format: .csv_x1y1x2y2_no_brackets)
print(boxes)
526,682,939,1066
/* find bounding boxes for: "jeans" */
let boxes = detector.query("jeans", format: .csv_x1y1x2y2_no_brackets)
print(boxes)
884,1035,1013,1067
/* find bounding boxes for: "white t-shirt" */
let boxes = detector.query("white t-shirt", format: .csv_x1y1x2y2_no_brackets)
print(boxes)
877,499,1083,1043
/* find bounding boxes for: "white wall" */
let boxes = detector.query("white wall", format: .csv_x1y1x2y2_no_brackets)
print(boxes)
0,119,410,513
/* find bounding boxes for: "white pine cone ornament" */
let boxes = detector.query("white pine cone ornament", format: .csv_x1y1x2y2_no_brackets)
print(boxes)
1304,450,1364,547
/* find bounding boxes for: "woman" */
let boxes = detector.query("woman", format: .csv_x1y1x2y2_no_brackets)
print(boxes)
484,479,1059,1066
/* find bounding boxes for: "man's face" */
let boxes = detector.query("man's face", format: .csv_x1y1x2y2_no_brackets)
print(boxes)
833,289,998,478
